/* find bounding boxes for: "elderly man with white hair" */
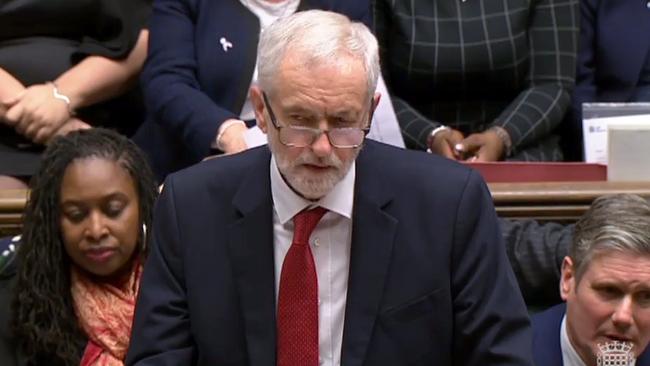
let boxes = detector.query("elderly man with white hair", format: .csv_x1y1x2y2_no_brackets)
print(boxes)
126,10,533,366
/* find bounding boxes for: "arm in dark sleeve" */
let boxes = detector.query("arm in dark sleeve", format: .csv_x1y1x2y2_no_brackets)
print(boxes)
76,0,151,60
372,0,441,150
140,0,238,161
494,0,579,153
500,218,572,306
126,178,195,365
392,97,443,150
451,171,534,365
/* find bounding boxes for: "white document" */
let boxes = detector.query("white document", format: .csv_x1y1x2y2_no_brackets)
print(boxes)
243,124,268,148
583,114,650,163
607,124,650,181
366,75,405,148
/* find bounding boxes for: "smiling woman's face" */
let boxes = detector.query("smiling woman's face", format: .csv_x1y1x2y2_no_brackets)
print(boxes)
59,157,140,280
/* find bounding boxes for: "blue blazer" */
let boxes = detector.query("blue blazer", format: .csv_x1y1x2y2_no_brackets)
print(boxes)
125,140,534,366
133,0,371,179
532,303,650,366
565,0,650,159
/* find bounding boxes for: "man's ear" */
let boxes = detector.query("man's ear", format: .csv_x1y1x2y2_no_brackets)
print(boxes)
560,256,575,301
250,86,268,134
372,92,381,113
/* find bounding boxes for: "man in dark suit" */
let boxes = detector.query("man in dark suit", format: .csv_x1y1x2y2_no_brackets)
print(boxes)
532,194,650,366
126,10,533,366
563,0,650,160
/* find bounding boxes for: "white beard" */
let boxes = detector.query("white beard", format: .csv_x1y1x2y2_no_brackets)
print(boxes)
269,137,359,200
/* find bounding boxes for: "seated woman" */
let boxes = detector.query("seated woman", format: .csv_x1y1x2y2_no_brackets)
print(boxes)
373,0,578,162
0,128,158,366
0,0,150,188
563,0,650,160
134,0,404,180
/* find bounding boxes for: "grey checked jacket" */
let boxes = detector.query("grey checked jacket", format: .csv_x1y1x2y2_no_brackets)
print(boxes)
374,0,579,160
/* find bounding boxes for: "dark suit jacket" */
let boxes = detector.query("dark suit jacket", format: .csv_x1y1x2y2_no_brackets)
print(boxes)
532,303,650,366
564,0,650,160
126,140,533,366
133,0,371,179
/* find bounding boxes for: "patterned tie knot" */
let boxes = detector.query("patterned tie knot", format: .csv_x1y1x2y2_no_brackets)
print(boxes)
292,207,327,246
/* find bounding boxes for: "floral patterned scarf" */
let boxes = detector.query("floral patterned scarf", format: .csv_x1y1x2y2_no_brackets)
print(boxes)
70,261,142,366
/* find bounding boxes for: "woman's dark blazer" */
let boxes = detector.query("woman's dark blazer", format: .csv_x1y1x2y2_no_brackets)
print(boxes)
565,0,650,159
133,0,371,179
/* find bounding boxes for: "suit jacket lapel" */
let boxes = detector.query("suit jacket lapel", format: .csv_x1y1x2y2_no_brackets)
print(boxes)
341,144,398,366
228,148,277,366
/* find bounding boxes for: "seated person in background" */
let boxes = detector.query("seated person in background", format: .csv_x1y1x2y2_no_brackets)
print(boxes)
0,129,158,366
562,0,650,160
126,10,533,366
532,194,650,365
501,218,573,307
134,0,404,181
0,0,150,189
373,0,578,162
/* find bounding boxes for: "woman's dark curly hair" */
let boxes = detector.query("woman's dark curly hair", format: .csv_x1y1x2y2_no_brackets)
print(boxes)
10,128,158,365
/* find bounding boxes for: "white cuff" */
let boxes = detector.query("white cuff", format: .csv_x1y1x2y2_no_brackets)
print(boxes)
213,119,246,150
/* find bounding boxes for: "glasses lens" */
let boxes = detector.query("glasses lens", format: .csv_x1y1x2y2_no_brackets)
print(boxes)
280,126,316,147
279,125,365,148
328,128,365,148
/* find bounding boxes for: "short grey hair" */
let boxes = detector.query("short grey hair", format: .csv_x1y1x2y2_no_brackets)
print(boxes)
571,194,650,282
257,9,380,97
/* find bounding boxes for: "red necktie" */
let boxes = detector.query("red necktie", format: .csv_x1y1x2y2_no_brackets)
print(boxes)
277,207,327,366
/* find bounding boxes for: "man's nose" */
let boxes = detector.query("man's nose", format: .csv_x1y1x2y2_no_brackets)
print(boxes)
311,130,333,157
611,296,634,330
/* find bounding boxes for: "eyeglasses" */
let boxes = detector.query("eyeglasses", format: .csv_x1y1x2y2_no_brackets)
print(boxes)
262,92,372,148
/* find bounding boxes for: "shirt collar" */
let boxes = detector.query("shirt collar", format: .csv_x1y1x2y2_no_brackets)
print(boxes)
561,314,588,366
270,155,355,224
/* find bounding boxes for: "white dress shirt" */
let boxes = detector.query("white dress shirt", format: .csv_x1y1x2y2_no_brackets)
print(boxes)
561,315,588,366
561,314,638,366
270,156,354,366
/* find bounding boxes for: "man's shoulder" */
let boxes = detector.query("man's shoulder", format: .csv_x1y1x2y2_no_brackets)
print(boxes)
532,303,566,331
359,141,478,189
531,303,565,364
165,146,270,191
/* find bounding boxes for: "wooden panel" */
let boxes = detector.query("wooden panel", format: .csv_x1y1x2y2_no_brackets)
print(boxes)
2,182,650,233
489,181,650,220
0,189,28,236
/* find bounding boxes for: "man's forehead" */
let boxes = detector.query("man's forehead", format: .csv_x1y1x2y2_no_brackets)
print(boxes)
278,51,366,79
583,251,650,282
281,102,364,117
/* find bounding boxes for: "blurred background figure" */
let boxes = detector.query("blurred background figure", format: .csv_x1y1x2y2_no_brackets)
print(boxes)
501,217,572,308
562,0,650,161
0,0,151,189
373,0,578,162
0,128,158,366
134,0,404,181
532,194,650,366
